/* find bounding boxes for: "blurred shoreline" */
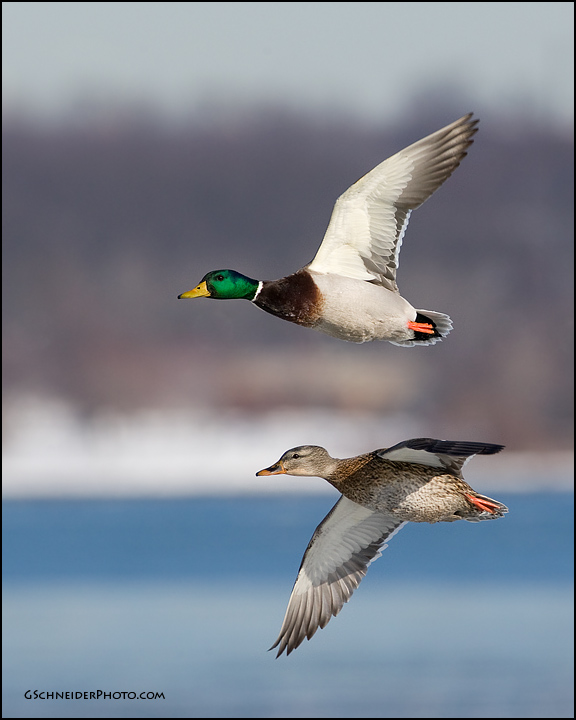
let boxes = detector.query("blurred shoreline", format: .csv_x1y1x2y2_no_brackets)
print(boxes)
3,108,574,500
3,398,573,498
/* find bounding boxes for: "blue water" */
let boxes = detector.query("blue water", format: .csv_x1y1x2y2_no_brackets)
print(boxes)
2,493,574,718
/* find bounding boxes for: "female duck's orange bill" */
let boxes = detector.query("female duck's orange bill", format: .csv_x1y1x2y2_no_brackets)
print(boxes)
256,462,286,476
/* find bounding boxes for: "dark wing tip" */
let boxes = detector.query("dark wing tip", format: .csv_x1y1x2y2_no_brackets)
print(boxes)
267,640,283,658
459,111,479,128
269,637,294,658
448,113,479,149
400,438,505,457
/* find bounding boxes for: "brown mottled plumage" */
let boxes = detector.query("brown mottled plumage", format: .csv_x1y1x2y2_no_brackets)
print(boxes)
256,438,508,656
320,452,500,523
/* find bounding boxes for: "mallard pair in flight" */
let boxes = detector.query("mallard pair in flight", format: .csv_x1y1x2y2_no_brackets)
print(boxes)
178,115,508,656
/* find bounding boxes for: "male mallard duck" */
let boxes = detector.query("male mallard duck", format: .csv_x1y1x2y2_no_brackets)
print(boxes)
179,114,478,345
256,437,507,656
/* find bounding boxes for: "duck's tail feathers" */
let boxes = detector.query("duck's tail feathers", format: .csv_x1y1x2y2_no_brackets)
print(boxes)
392,310,453,347
463,492,509,522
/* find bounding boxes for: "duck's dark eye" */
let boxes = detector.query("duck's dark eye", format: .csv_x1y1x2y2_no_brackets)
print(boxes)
216,274,225,281
292,453,300,459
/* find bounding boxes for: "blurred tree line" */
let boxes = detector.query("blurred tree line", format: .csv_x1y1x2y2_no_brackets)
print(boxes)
2,105,573,449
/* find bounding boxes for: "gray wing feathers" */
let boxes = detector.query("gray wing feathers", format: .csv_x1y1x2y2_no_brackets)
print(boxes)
393,118,478,208
308,113,478,291
270,496,405,657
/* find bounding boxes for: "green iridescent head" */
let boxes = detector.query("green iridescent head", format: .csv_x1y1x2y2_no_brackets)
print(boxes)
178,269,260,301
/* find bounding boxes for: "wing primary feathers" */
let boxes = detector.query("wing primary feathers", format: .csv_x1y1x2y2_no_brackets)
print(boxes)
391,438,505,457
307,113,479,289
269,497,405,657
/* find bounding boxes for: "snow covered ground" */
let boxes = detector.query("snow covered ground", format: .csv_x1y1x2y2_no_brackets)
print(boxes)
3,397,573,498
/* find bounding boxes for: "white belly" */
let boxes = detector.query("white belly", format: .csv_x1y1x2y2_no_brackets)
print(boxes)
310,272,415,343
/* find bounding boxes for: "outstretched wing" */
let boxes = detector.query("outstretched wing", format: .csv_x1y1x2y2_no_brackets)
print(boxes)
377,437,504,475
307,114,478,291
271,496,405,657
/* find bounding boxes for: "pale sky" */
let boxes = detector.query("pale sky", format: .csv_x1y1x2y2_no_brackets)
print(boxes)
2,2,574,126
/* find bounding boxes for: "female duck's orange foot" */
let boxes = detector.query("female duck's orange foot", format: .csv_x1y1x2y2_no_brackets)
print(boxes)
465,493,501,513
408,321,435,334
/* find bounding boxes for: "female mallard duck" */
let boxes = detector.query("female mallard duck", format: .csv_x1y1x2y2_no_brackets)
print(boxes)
179,114,478,345
256,437,507,656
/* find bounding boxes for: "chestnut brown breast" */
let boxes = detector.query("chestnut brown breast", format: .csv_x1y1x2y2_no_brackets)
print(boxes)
253,270,324,327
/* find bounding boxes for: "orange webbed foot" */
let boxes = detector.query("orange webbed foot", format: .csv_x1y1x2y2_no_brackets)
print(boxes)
407,321,435,335
465,493,501,514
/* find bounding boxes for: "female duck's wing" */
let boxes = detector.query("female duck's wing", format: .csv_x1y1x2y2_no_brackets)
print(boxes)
307,114,478,291
270,496,405,657
377,437,504,475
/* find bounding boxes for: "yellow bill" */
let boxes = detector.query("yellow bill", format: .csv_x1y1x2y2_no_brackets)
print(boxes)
178,281,211,299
